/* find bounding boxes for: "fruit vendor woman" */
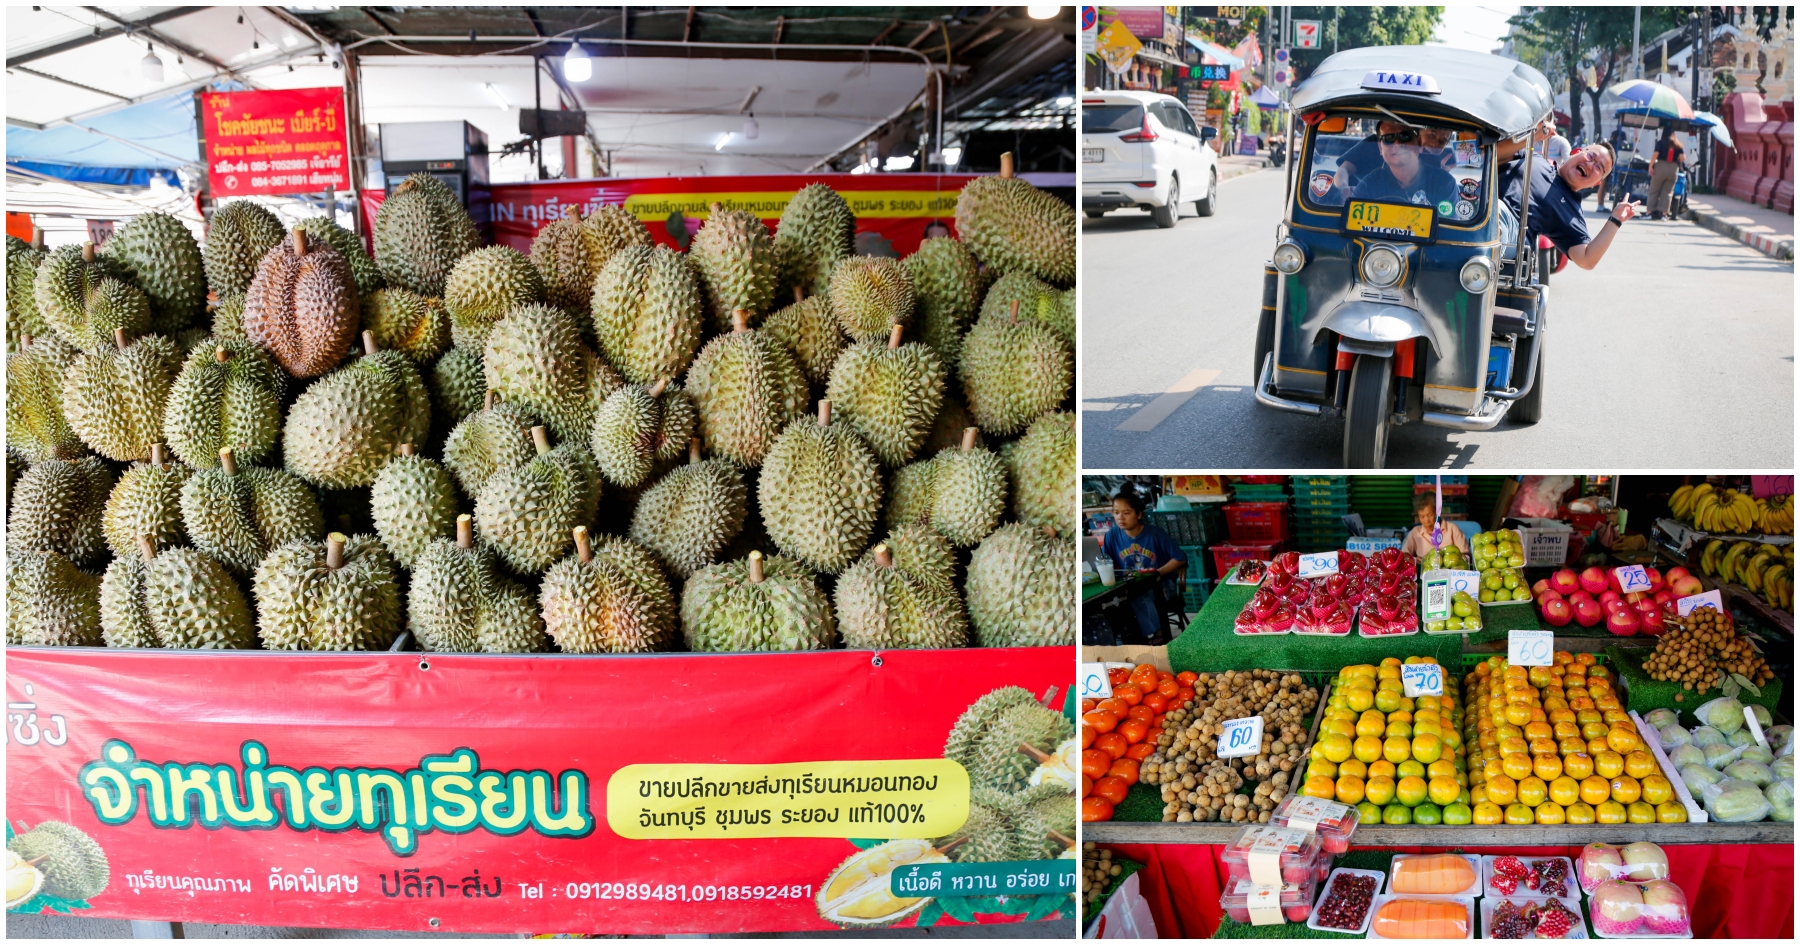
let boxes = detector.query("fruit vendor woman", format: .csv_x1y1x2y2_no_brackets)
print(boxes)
1402,490,1469,559
1103,489,1188,644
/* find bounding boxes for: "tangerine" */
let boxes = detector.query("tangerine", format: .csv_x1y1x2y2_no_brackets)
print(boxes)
1549,776,1581,806
1345,688,1375,712
1485,774,1518,805
1364,776,1397,806
1319,733,1353,763
1516,776,1548,807
1609,775,1641,805
1107,758,1140,785
1385,720,1413,739
1502,752,1534,780
1535,801,1566,824
1353,736,1384,764
1382,736,1411,765
1580,775,1612,806
1472,801,1504,824
1594,751,1625,779
1396,775,1428,807
1504,803,1536,824
1534,754,1564,781
1118,720,1150,745
1338,758,1368,780
1368,760,1397,781
1626,801,1657,824
1304,774,1337,799
1307,761,1338,782
1335,775,1366,805
1428,776,1461,806
1427,758,1457,780
1641,775,1674,806
1082,710,1119,734
1595,800,1628,824
1606,727,1641,754
1396,759,1426,780
1411,734,1443,764
1656,801,1688,823
1624,750,1657,780
1092,776,1130,805
1081,795,1115,822
1565,801,1596,824
1443,802,1474,825
1382,804,1411,825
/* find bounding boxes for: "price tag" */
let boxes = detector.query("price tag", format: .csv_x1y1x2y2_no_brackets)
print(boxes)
1508,629,1554,667
1675,590,1725,616
1296,552,1340,577
1077,663,1111,700
1613,564,1652,593
1745,706,1768,749
1246,885,1284,926
1401,663,1444,697
1217,715,1265,759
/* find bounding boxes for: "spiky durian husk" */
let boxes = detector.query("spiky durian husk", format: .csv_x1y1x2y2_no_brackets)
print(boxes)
283,350,431,489
541,535,677,653
903,237,982,378
101,211,205,334
761,294,847,386
7,234,49,349
530,214,598,311
1002,782,1077,860
823,340,945,468
774,183,856,298
943,687,1073,794
483,303,597,443
880,523,958,593
210,291,247,340
958,313,1071,437
428,345,488,429
827,256,914,344
580,205,655,267
162,338,287,470
954,174,1076,287
295,215,383,296
1011,411,1075,537
101,548,256,650
591,245,704,385
370,452,460,569
62,333,181,461
690,206,778,329
834,548,968,649
6,333,84,462
926,444,1007,547
590,383,696,489
6,548,103,647
8,455,113,568
474,443,598,573
936,789,1017,863
628,458,748,578
408,538,546,653
243,231,361,379
980,270,1072,345
758,417,882,574
203,201,286,298
102,459,192,558
180,464,323,575
6,822,109,901
254,534,402,651
922,395,980,457
680,554,836,652
373,173,480,296
965,524,1074,648
33,244,151,353
363,287,450,363
98,555,159,649
443,401,538,498
685,327,809,468
884,457,939,532
445,245,545,351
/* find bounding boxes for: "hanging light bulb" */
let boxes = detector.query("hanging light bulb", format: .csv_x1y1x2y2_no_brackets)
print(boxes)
743,113,759,140
140,42,164,82
564,41,592,82
1026,4,1061,19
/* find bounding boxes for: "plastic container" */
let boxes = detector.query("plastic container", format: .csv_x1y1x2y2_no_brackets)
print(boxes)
1307,868,1385,935
1577,842,1670,894
1218,873,1320,925
1295,475,1349,487
1268,795,1359,855
1481,897,1588,939
1588,879,1693,938
1212,542,1279,581
1366,894,1475,940
1385,853,1482,899
1220,824,1325,888
1482,855,1578,900
1223,502,1290,543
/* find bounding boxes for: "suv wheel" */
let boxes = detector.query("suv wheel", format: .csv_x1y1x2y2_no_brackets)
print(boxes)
1151,176,1180,228
1194,169,1218,217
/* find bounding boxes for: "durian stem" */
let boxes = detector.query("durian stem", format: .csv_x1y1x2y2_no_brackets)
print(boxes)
114,328,128,351
1048,830,1076,851
961,427,978,451
730,309,750,333
573,526,593,563
938,836,968,854
215,346,231,364
817,400,832,427
293,228,308,256
137,535,157,564
647,377,669,398
219,447,238,476
887,323,903,349
18,333,29,348
325,533,347,569
82,241,95,262
530,426,551,455
709,201,724,215
999,151,1014,179
456,515,473,549
22,854,48,870
362,330,378,356
397,443,414,456
1008,299,1020,325
748,550,765,584
873,544,893,568
484,390,496,411
794,286,806,303
1018,741,1052,764
150,443,165,468
688,438,703,464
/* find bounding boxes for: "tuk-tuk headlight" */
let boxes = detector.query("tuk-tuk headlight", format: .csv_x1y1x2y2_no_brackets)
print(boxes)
1459,256,1494,294
1272,240,1305,274
1361,245,1403,288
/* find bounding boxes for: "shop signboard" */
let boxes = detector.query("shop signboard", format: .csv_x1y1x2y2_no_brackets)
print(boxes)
1106,6,1169,41
5,646,1073,934
1095,19,1143,75
199,87,351,197
1293,20,1322,50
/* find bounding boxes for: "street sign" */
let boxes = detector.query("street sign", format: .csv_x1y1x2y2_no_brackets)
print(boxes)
1080,6,1098,55
1273,67,1290,85
1294,19,1322,49
1096,19,1143,75
1274,47,1290,63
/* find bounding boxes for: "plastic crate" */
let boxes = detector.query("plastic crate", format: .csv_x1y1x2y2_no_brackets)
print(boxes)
1291,480,1353,500
1292,493,1353,511
1149,509,1216,547
1222,502,1289,543
1295,476,1349,487
1179,545,1209,583
1231,476,1287,485
1415,475,1468,485
1414,483,1469,496
1210,542,1280,578
1232,485,1289,502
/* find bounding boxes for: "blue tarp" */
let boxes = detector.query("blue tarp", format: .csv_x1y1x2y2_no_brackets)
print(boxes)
1185,37,1246,70
7,161,179,187
6,90,198,184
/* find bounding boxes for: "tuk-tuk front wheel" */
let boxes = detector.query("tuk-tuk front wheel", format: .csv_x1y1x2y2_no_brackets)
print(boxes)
1513,333,1545,425
1342,355,1393,469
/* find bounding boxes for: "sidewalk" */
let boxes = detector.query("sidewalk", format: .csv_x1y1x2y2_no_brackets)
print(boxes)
1682,191,1794,262
1217,151,1271,183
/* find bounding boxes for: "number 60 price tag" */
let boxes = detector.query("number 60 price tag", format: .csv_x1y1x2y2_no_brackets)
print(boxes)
1508,629,1554,667
1216,716,1265,758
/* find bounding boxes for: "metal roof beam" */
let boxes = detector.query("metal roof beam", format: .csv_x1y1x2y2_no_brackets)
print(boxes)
81,6,237,77
8,65,131,102
6,6,207,68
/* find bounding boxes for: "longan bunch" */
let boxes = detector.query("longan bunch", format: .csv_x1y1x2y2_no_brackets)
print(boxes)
1139,670,1319,823
1642,607,1774,699
1081,843,1120,906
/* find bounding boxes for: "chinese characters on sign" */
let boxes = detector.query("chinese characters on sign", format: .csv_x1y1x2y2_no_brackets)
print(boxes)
201,87,351,197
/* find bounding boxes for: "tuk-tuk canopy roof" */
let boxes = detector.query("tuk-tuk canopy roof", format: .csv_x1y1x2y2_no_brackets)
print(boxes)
1290,46,1554,138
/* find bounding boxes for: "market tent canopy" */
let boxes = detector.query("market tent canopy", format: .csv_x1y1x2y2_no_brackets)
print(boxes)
6,91,196,185
1185,37,1246,70
1248,86,1283,110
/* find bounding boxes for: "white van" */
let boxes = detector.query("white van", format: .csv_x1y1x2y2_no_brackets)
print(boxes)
1082,90,1219,227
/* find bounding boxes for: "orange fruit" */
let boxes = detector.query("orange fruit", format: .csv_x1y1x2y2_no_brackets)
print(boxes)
1641,775,1674,806
1610,775,1641,805
1516,776,1548,807
1385,719,1413,739
1587,736,1612,756
1624,750,1657,780
1482,758,1504,781
1364,776,1397,806
1606,727,1641,754
1565,801,1596,824
1473,801,1504,824
1553,721,1582,740
1383,736,1411,765
1427,776,1461,806
1559,736,1590,756
1308,760,1338,781
1548,775,1581,807
1304,774,1337,799
1534,754,1564,782
1594,751,1625,779
1656,801,1688,823
1627,801,1657,824
1338,759,1368,780
1504,803,1536,824
1336,775,1367,805
1368,759,1397,780
1499,735,1528,756
1413,719,1443,740
1486,774,1518,805
1524,721,1553,740
1535,801,1566,824
1529,737,1559,757
1353,735,1384,764
1396,775,1428,807
1411,734,1443,764
1345,687,1376,712
1580,775,1612,806
1319,733,1353,763
1504,703,1531,726
1595,800,1628,824
1502,752,1534,780
1470,782,1489,805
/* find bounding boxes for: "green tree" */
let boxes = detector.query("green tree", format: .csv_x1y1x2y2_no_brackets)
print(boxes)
1511,7,1684,145
1288,7,1444,82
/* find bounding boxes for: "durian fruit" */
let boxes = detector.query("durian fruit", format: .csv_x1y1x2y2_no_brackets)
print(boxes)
283,332,432,489
590,378,695,489
1010,411,1075,537
483,303,599,443
774,183,856,299
960,299,1073,437
6,822,109,901
533,206,657,308
835,542,969,649
445,245,545,351
629,439,748,578
443,393,538,497
180,447,324,574
8,455,113,568
474,426,598,573
758,401,882,574
100,211,205,334
210,292,248,340
295,215,383,296
690,202,778,329
32,242,151,353
980,270,1073,346
881,523,958,592
362,287,449,363
6,332,84,462
582,206,655,264
370,444,460,569
6,549,103,647
243,229,361,378
102,444,191,557
428,346,488,428
590,244,703,384
815,839,947,930
943,686,1075,794
162,338,287,470
685,310,809,468
373,172,480,297
7,234,49,348
953,151,1076,287
927,428,1007,547
254,532,402,651
681,551,836,652
61,329,181,461
761,287,848,386
409,515,547,652
824,324,946,467
100,539,255,649
964,524,1074,648
203,200,285,298
903,236,983,377
1000,784,1078,861
884,455,938,533
922,394,981,456
827,256,914,344
540,527,678,653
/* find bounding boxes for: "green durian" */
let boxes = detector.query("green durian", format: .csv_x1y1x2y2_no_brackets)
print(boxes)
370,443,460,569
295,215,383,296
6,548,103,647
483,303,599,443
823,325,946,467
408,515,547,653
101,444,191,557
6,822,109,901
628,439,748,578
936,788,1019,863
253,532,402,651
531,206,656,312
885,456,939,533
761,288,848,386
774,183,856,298
980,270,1072,345
210,291,247,340
959,302,1072,436
283,332,432,489
474,425,599,573
6,332,84,462
758,403,882,574
965,524,1074,648
589,379,695,489
922,394,981,456
363,287,449,363
953,153,1076,287
162,338,287,470
7,234,48,349
541,527,678,653
835,541,968,649
591,244,704,384
8,455,112,568
101,211,205,334
935,429,1011,546
681,551,836,652
33,242,151,353
100,543,255,650
445,245,545,351
443,395,538,497
428,345,488,427
243,229,361,378
180,447,324,574
828,256,914,344
903,237,983,376
373,173,480,296
685,311,809,467
944,686,1074,794
203,200,285,298
61,330,181,461
690,202,778,329
581,206,655,265
1004,782,1078,861
1011,411,1075,537
879,523,958,593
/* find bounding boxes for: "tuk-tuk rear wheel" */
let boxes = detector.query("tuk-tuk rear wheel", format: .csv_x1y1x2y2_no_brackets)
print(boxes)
1342,355,1393,469
1513,333,1545,424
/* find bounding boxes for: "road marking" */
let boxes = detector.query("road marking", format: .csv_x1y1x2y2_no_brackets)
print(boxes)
1114,367,1220,432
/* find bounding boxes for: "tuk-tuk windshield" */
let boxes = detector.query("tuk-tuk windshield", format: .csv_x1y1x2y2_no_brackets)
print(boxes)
1302,116,1487,224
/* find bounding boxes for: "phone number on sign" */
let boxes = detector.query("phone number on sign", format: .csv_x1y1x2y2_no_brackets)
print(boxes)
563,882,814,902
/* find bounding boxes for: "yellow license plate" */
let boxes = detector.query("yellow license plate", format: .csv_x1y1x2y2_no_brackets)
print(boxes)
1344,201,1435,240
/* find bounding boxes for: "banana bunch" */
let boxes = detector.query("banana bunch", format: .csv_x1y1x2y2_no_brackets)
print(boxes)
1699,538,1796,611
1671,483,1762,534
1756,494,1794,535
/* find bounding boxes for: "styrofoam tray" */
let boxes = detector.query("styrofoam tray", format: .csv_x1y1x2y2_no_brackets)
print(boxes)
1630,710,1708,823
1481,856,1579,900
1480,897,1589,939
1364,893,1476,940
1588,903,1695,939
1305,868,1385,936
1384,853,1483,899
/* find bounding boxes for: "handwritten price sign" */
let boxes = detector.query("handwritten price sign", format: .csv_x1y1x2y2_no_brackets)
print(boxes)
1078,663,1111,700
1675,591,1725,616
1508,629,1554,667
1613,565,1652,593
1216,716,1265,759
1401,664,1444,698
1296,552,1339,578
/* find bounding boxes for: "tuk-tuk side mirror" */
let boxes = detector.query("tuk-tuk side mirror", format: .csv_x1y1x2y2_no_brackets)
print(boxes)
1316,116,1348,133
1201,126,1218,140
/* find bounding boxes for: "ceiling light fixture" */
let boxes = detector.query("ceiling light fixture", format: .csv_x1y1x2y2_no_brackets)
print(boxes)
483,82,510,111
1056,95,1074,107
715,133,731,152
743,114,759,140
140,42,164,82
1027,4,1061,19
564,41,592,82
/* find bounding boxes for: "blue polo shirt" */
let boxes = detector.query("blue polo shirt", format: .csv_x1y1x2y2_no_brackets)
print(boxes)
1103,524,1186,583
1498,157,1591,252
1351,160,1461,211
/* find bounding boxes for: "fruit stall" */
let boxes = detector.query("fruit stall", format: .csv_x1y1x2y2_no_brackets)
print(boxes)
1079,476,1793,939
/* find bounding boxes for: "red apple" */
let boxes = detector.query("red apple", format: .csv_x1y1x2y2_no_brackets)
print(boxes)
1606,607,1640,636
1644,566,1664,593
1543,596,1573,626
1532,578,1551,597
1664,566,1692,584
1573,597,1604,627
1579,566,1609,595
1599,589,1622,606
1551,568,1582,595
1670,575,1704,596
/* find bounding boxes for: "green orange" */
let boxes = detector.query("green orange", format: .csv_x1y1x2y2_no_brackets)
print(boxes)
1383,736,1411,765
1411,734,1443,764
1319,733,1353,763
1412,802,1443,825
1396,775,1428,807
1382,804,1412,825
1656,801,1688,823
1353,736,1384,764
1442,802,1473,825
1364,776,1397,806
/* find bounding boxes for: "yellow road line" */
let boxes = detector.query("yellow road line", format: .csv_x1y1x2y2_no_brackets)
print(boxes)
1114,367,1221,432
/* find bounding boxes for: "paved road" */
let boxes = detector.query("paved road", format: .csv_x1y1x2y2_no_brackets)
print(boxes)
1080,167,1795,469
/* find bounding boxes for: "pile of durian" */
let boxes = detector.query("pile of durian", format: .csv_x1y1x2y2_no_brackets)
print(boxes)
5,156,1075,656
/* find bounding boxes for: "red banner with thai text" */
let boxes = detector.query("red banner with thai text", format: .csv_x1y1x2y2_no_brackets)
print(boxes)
200,87,350,197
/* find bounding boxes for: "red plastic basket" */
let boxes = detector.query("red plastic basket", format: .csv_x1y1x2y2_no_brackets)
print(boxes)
1211,542,1281,579
1223,502,1289,543
1230,475,1287,484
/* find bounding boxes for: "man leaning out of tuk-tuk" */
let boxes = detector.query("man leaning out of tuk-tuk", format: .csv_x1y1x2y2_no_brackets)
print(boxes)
1496,133,1642,271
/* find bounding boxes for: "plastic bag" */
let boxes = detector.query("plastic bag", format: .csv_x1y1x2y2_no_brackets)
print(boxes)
1695,696,1746,735
1644,708,1679,729
1725,759,1774,787
1748,704,1773,728
1658,724,1692,751
1702,778,1772,822
1767,724,1793,750
1727,727,1758,748
1766,780,1794,822
1509,476,1577,518
1667,744,1707,769
1772,754,1794,782
1691,725,1727,748
1739,742,1775,765
1679,763,1724,796
1703,741,1744,769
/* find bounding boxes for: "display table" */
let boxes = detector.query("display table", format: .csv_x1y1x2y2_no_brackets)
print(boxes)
1167,580,1465,672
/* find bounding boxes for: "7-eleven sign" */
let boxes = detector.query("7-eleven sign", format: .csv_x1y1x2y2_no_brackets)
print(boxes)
1293,19,1322,49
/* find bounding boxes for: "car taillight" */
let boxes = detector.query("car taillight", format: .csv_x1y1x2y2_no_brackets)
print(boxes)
1119,115,1159,143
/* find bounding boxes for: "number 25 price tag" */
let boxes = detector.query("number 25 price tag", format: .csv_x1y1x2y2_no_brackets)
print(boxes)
1296,552,1339,578
1613,565,1652,594
1401,663,1443,698
1508,629,1554,667
1216,716,1265,759
1077,663,1111,700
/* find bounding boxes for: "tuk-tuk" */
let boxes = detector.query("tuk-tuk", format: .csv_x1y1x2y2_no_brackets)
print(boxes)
1252,46,1556,468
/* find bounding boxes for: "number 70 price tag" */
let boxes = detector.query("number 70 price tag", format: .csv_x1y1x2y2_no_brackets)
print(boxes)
1216,716,1265,758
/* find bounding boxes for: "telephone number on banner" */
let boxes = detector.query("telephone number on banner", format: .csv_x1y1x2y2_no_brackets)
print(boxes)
561,882,815,902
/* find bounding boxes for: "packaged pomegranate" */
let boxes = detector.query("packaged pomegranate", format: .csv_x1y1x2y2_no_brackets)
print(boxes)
1308,868,1385,935
1220,823,1324,888
1219,873,1320,925
1269,795,1360,855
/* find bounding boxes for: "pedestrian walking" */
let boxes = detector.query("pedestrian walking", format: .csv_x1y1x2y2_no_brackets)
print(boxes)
1648,128,1686,220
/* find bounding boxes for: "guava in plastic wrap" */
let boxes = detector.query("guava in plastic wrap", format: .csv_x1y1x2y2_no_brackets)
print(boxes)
1748,704,1772,728
1727,727,1758,748
1695,696,1745,735
1667,744,1707,769
1702,741,1742,769
1772,754,1794,782
1701,777,1771,822
1691,725,1727,748
1767,724,1793,750
1658,724,1692,751
1724,759,1774,787
1679,763,1723,796
1644,708,1679,729
1739,743,1774,765
1765,780,1794,822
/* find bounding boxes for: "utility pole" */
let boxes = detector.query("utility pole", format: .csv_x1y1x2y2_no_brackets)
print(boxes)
1698,5,1712,191
1632,7,1642,79
1333,6,1339,55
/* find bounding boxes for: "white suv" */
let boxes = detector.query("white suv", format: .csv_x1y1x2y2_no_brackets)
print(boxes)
1082,90,1219,227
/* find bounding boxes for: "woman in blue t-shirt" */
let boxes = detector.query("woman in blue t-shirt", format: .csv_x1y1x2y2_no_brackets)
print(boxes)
1102,490,1187,644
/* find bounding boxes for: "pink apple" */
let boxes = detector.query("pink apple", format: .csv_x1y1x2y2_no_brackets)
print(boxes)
1607,607,1640,636
1551,568,1582,594
1542,596,1573,626
1579,566,1609,595
1621,842,1669,881
1624,590,1646,604
1325,573,1349,597
1591,880,1644,935
1573,598,1604,627
1600,589,1622,606
1580,842,1625,892
1644,566,1664,593
1664,565,1693,584
1634,598,1662,622
1639,879,1690,935
1375,594,1400,619
1652,589,1674,607
1251,592,1279,619
1532,578,1551,596
1670,575,1704,596
1570,589,1594,604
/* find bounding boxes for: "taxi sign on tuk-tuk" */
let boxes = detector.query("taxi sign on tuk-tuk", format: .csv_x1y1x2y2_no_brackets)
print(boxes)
1361,70,1441,94
1344,200,1435,241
